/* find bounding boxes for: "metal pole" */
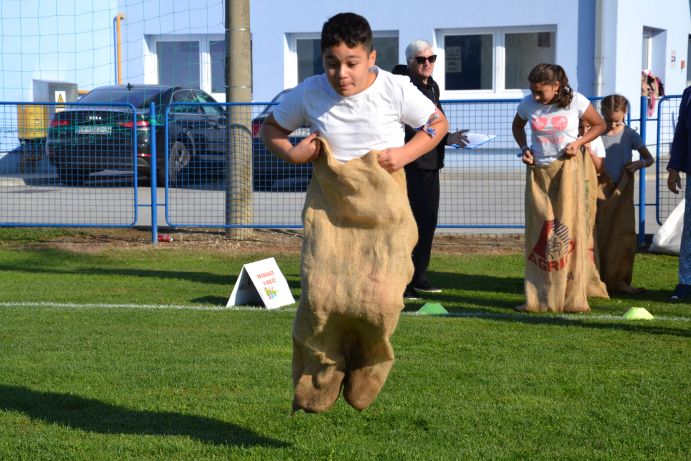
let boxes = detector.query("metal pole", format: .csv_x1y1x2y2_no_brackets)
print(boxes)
150,101,158,245
224,0,253,239
115,14,125,85
638,96,647,248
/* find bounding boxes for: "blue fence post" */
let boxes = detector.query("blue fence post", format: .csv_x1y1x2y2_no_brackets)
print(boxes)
150,101,158,245
638,96,648,248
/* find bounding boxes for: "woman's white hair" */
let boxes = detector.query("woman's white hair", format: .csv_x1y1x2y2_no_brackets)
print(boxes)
405,40,434,65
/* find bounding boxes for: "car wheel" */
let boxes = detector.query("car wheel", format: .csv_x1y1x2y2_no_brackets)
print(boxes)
56,164,88,186
159,140,191,186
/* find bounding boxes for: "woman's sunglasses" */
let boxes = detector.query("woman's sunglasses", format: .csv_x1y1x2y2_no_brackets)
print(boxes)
415,55,437,64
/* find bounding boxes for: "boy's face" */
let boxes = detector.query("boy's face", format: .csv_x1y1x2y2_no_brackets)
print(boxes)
579,120,591,137
322,42,376,97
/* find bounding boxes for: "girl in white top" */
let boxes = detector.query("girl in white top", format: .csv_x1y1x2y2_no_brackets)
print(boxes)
510,63,606,313
512,64,605,166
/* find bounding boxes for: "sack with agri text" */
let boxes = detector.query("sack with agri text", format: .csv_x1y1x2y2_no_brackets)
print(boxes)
522,156,590,313
596,172,636,293
579,148,609,298
292,137,418,413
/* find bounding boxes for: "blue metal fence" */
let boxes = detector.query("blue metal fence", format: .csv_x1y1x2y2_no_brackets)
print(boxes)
655,95,683,225
0,96,685,241
0,101,138,227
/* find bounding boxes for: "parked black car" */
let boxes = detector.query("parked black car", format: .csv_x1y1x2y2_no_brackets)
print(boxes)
45,84,227,186
251,88,312,192
46,84,312,191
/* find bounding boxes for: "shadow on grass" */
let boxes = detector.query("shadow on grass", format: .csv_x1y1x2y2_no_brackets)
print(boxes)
406,271,690,338
421,271,524,310
426,270,685,308
0,384,289,448
455,311,689,337
0,249,302,289
0,261,233,286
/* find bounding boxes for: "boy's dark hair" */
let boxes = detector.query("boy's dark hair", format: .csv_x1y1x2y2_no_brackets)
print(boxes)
601,94,629,117
321,12,373,54
528,63,574,109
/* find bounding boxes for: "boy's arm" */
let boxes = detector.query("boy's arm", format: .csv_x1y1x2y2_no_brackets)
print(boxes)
583,143,604,173
259,114,320,164
377,108,449,172
588,150,604,173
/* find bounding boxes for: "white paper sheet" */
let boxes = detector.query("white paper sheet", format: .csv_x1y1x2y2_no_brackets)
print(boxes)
451,132,496,150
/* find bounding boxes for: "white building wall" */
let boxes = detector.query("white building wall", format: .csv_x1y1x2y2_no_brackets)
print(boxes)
607,0,690,120
0,0,687,107
250,0,584,102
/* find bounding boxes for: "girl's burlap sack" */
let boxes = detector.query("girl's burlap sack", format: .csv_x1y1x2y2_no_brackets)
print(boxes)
596,172,636,293
579,150,609,298
292,138,418,413
523,156,590,313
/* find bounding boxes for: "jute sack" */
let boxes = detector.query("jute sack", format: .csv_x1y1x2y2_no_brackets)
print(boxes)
523,156,590,313
579,149,609,299
292,138,418,413
595,171,636,293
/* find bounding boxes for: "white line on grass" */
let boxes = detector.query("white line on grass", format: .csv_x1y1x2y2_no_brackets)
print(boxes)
0,301,688,322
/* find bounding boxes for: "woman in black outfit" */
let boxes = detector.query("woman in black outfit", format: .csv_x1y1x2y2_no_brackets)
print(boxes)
393,39,469,300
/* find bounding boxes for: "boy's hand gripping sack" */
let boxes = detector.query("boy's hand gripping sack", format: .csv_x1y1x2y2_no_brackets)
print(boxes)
292,138,417,413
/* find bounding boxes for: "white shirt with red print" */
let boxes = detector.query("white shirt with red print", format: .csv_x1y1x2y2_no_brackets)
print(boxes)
517,92,591,165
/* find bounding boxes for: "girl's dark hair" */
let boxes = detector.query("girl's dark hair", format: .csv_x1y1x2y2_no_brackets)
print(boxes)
600,94,629,117
321,12,373,54
528,63,573,108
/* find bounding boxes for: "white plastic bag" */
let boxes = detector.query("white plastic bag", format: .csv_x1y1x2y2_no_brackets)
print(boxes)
650,199,685,255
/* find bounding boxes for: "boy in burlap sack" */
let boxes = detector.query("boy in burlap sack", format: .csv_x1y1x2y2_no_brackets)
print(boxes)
512,64,606,312
597,94,654,294
260,13,448,412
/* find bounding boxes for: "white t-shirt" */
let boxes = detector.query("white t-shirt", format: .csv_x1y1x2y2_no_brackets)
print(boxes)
517,92,591,165
272,67,437,163
589,136,606,158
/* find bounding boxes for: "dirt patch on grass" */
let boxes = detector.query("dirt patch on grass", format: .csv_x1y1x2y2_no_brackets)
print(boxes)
0,227,524,255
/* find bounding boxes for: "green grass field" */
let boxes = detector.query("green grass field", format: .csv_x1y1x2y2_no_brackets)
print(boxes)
0,230,689,460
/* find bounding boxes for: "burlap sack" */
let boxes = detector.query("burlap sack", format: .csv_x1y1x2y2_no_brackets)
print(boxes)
579,149,609,299
292,138,418,413
596,171,636,293
522,156,590,313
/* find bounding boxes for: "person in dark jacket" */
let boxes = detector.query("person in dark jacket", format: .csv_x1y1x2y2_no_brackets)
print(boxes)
667,85,691,301
393,39,469,299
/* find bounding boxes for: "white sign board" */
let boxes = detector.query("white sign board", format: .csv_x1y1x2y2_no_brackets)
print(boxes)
226,257,295,309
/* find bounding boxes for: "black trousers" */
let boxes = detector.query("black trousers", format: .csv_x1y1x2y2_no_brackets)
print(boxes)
405,167,440,286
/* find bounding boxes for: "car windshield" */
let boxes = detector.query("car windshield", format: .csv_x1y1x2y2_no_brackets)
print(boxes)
79,88,167,109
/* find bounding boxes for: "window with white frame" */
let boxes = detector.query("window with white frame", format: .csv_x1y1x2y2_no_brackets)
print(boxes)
288,33,399,86
157,41,200,88
210,40,226,93
149,35,226,99
642,26,667,79
438,28,555,93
